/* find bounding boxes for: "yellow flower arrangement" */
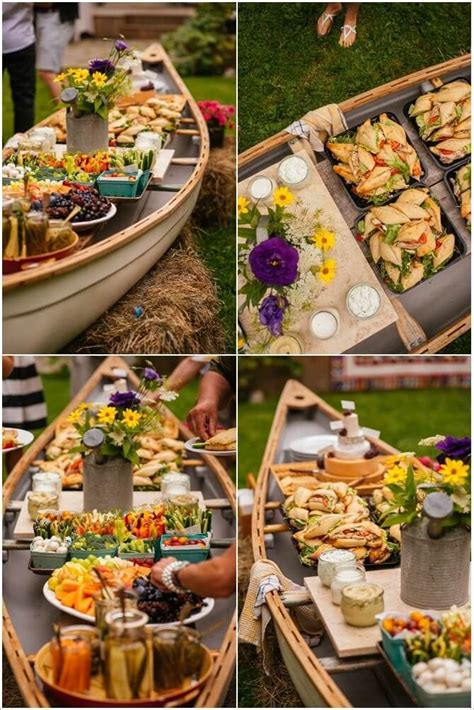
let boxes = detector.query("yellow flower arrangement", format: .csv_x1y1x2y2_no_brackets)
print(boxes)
122,409,142,429
439,458,470,487
312,228,335,252
67,407,85,424
273,186,294,207
238,195,250,216
91,71,108,88
54,72,66,83
318,258,337,284
384,465,408,486
97,406,117,426
70,68,90,85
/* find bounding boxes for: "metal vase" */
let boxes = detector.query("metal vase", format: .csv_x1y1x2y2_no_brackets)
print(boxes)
66,112,109,154
400,520,470,609
83,454,133,512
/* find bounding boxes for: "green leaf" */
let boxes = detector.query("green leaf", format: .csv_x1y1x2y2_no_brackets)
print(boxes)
406,464,416,499
384,223,401,245
239,279,267,308
383,511,417,527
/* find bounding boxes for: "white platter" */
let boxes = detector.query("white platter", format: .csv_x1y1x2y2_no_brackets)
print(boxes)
289,434,337,460
185,437,236,458
70,202,117,232
2,427,34,453
43,582,215,627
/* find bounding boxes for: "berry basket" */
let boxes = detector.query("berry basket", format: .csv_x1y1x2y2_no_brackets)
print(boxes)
97,169,143,198
159,533,210,562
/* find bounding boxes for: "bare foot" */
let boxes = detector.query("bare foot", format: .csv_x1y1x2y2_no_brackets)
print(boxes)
339,4,359,47
317,3,342,37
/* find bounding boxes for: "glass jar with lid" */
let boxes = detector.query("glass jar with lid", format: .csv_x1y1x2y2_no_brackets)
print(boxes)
161,472,191,497
25,211,50,256
331,563,366,605
318,549,357,588
32,471,62,495
104,609,150,699
50,625,99,692
152,627,205,692
340,583,384,627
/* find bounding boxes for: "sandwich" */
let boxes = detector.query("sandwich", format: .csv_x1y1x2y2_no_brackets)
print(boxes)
326,520,386,549
202,428,236,451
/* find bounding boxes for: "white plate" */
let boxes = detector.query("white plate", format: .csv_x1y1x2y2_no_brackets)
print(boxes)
2,427,34,453
70,202,117,232
185,437,236,457
43,582,215,627
289,434,337,459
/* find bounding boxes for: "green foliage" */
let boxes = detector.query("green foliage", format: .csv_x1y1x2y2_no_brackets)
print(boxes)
162,3,235,76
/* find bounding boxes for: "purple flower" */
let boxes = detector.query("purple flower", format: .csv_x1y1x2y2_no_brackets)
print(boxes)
88,58,115,75
115,38,129,51
249,237,299,287
436,436,471,463
143,367,159,381
109,390,139,408
259,294,288,336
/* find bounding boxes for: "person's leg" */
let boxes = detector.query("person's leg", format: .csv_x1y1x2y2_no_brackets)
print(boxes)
5,43,36,133
36,14,75,102
339,3,360,47
316,2,342,37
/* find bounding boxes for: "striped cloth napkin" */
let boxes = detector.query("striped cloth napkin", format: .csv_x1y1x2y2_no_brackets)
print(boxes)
239,558,322,673
286,103,348,152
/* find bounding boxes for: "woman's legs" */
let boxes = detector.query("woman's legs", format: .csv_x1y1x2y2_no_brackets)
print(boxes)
339,3,360,47
316,3,342,37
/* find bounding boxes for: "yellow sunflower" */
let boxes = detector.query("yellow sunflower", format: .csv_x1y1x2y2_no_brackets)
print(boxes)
312,228,335,252
122,409,142,429
238,195,250,216
76,402,90,412
318,258,337,284
71,68,89,84
97,406,117,426
439,458,469,487
273,186,294,208
384,452,415,467
54,72,66,83
91,71,107,88
384,465,407,486
67,407,85,424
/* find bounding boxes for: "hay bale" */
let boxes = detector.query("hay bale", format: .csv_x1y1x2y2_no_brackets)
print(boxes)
68,235,226,354
192,136,235,228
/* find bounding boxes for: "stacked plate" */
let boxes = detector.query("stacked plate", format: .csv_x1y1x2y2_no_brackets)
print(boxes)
288,434,337,462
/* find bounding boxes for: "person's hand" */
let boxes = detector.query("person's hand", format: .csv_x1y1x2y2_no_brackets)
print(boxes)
150,557,176,590
187,398,218,440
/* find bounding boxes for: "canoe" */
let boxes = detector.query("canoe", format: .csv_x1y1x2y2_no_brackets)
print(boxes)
239,56,471,354
2,356,236,708
250,378,430,707
3,44,210,354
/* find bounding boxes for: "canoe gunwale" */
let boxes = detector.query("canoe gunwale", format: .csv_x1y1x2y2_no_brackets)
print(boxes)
250,379,405,708
3,356,236,708
3,43,210,293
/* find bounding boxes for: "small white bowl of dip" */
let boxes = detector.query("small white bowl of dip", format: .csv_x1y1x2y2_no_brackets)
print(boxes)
277,155,309,189
310,309,339,340
248,174,275,202
346,283,381,320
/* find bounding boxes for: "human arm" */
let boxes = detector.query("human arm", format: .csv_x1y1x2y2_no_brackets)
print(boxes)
151,543,236,598
186,371,233,440
3,357,14,379
164,357,205,393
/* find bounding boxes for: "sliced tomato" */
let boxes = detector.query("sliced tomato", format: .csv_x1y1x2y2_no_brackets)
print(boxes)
390,140,401,150
374,157,387,166
390,168,400,175
438,149,454,156
418,234,427,244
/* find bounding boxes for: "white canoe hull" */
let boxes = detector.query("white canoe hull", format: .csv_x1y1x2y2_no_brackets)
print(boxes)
3,181,201,353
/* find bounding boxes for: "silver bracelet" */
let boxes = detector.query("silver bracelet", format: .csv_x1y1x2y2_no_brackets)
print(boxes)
162,560,190,593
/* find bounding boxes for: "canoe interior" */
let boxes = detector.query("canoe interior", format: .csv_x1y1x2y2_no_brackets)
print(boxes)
255,383,419,707
3,358,235,708
239,66,471,354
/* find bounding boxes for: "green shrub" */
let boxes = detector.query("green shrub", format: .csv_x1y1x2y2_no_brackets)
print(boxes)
162,3,235,76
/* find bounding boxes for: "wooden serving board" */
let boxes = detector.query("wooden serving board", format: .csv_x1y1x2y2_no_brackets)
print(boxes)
304,568,461,658
238,141,398,353
14,489,204,539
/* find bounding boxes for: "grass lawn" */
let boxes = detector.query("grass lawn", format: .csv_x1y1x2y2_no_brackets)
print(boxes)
238,2,470,353
2,74,236,350
238,387,471,487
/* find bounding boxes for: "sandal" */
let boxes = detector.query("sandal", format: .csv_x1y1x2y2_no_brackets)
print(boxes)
339,24,357,47
317,11,338,37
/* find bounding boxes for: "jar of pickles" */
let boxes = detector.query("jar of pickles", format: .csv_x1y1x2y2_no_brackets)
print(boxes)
95,593,138,645
152,627,205,692
25,211,50,256
50,626,99,693
104,609,150,700
331,563,366,605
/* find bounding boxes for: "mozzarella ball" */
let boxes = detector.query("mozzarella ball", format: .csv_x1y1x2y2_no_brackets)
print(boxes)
412,662,428,677
446,672,463,688
433,667,447,683
418,670,434,685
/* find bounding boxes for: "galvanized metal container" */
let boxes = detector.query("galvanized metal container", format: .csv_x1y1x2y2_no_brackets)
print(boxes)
83,454,133,512
66,112,109,154
400,520,470,609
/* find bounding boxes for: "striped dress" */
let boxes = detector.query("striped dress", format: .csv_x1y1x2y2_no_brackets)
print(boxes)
3,357,47,430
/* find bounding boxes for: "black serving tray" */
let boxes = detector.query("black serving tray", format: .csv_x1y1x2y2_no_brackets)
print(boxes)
444,159,471,228
352,192,466,295
403,77,471,171
325,111,429,211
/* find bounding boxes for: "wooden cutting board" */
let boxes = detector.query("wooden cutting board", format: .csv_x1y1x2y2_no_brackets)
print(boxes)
238,142,398,353
14,489,204,539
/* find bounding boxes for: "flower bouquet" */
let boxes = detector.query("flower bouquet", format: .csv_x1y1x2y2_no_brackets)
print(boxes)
198,100,235,148
67,364,178,512
55,37,133,153
380,437,470,609
238,186,337,351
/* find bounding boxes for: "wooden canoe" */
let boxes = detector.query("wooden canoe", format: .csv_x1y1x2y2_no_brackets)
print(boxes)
250,379,427,707
3,44,210,354
239,56,471,354
2,356,236,708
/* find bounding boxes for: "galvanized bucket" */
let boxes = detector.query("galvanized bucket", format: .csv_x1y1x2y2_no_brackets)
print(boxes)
66,112,109,154
401,520,470,609
83,454,133,512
